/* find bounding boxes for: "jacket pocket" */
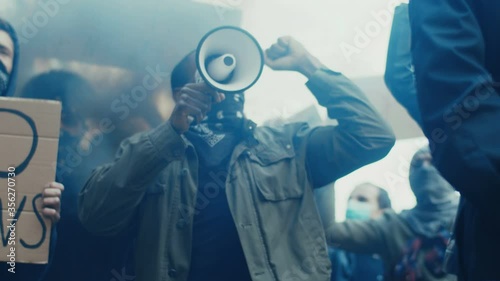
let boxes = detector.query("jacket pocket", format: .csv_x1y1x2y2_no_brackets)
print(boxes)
145,173,167,195
248,145,305,201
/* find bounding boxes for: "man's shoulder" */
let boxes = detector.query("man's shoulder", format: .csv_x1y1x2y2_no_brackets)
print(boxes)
255,122,311,139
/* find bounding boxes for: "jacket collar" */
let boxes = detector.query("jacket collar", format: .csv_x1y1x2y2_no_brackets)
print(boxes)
182,118,258,158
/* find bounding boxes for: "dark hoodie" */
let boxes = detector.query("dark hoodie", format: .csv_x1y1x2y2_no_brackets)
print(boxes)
0,17,19,97
400,147,459,237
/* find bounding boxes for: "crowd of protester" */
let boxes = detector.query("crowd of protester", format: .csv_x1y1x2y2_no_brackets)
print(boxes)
0,0,498,280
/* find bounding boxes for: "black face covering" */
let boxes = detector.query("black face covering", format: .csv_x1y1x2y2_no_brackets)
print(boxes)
187,67,247,170
193,70,245,132
400,147,459,237
409,162,456,208
202,92,245,132
0,61,9,96
187,91,245,167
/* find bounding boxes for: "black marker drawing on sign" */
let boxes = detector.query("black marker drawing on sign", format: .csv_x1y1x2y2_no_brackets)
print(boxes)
1,194,47,249
0,108,39,178
1,195,27,246
21,193,47,249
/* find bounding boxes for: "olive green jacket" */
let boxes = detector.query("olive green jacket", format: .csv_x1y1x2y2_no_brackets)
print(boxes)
78,69,395,281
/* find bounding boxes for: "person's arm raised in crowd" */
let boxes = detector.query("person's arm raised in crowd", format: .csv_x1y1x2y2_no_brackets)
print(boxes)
409,0,500,219
78,83,223,236
266,36,396,187
384,3,422,126
325,212,411,266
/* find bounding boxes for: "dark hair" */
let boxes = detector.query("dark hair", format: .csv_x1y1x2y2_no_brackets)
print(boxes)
356,182,392,210
170,50,196,91
21,70,94,101
377,187,392,210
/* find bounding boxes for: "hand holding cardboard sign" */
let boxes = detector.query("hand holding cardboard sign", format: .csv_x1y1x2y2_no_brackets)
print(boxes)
41,182,64,223
1,97,62,264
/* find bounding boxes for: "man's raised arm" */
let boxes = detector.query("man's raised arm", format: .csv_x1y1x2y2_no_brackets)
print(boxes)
265,36,396,188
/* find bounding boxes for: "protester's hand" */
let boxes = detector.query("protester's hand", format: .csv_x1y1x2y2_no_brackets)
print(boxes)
42,182,64,223
169,82,225,134
265,36,325,79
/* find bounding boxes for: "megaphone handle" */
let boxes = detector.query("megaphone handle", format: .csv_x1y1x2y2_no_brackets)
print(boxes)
185,70,205,125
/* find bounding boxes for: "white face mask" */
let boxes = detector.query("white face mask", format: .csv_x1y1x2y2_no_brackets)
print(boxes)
346,200,374,220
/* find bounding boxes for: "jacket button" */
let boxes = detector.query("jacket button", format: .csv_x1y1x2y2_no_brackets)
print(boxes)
176,219,187,229
181,169,188,176
168,269,177,278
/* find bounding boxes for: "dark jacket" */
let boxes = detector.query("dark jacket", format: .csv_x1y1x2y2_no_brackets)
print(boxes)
41,150,135,281
384,3,421,126
409,0,500,280
329,248,385,281
79,69,395,281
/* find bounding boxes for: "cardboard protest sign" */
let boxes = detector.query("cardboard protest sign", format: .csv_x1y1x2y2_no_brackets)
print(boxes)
0,97,61,265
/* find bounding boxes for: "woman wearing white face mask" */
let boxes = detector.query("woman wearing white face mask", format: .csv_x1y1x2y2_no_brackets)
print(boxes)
345,183,392,221
329,183,392,281
325,147,459,281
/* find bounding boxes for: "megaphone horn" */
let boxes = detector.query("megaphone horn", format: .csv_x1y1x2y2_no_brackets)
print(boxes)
206,54,236,83
196,26,264,93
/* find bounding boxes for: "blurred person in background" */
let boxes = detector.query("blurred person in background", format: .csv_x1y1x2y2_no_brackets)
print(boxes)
19,70,134,281
83,87,162,165
410,0,500,279
0,19,64,281
326,147,459,281
79,36,395,281
384,3,421,126
345,183,392,220
385,3,455,275
386,2,500,278
329,183,392,281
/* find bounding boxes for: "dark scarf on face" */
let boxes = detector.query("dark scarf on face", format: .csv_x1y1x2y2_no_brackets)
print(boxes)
186,91,246,167
203,92,245,131
400,147,459,237
193,69,245,132
0,18,19,97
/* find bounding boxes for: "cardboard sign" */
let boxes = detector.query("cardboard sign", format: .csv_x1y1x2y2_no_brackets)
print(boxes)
0,97,61,264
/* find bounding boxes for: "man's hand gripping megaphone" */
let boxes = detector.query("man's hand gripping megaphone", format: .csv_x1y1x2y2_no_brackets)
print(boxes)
169,34,323,134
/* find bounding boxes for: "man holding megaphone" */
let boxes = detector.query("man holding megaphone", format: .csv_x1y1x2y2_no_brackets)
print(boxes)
79,27,395,281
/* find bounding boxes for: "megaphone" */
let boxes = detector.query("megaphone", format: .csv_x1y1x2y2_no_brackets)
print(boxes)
195,26,264,93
